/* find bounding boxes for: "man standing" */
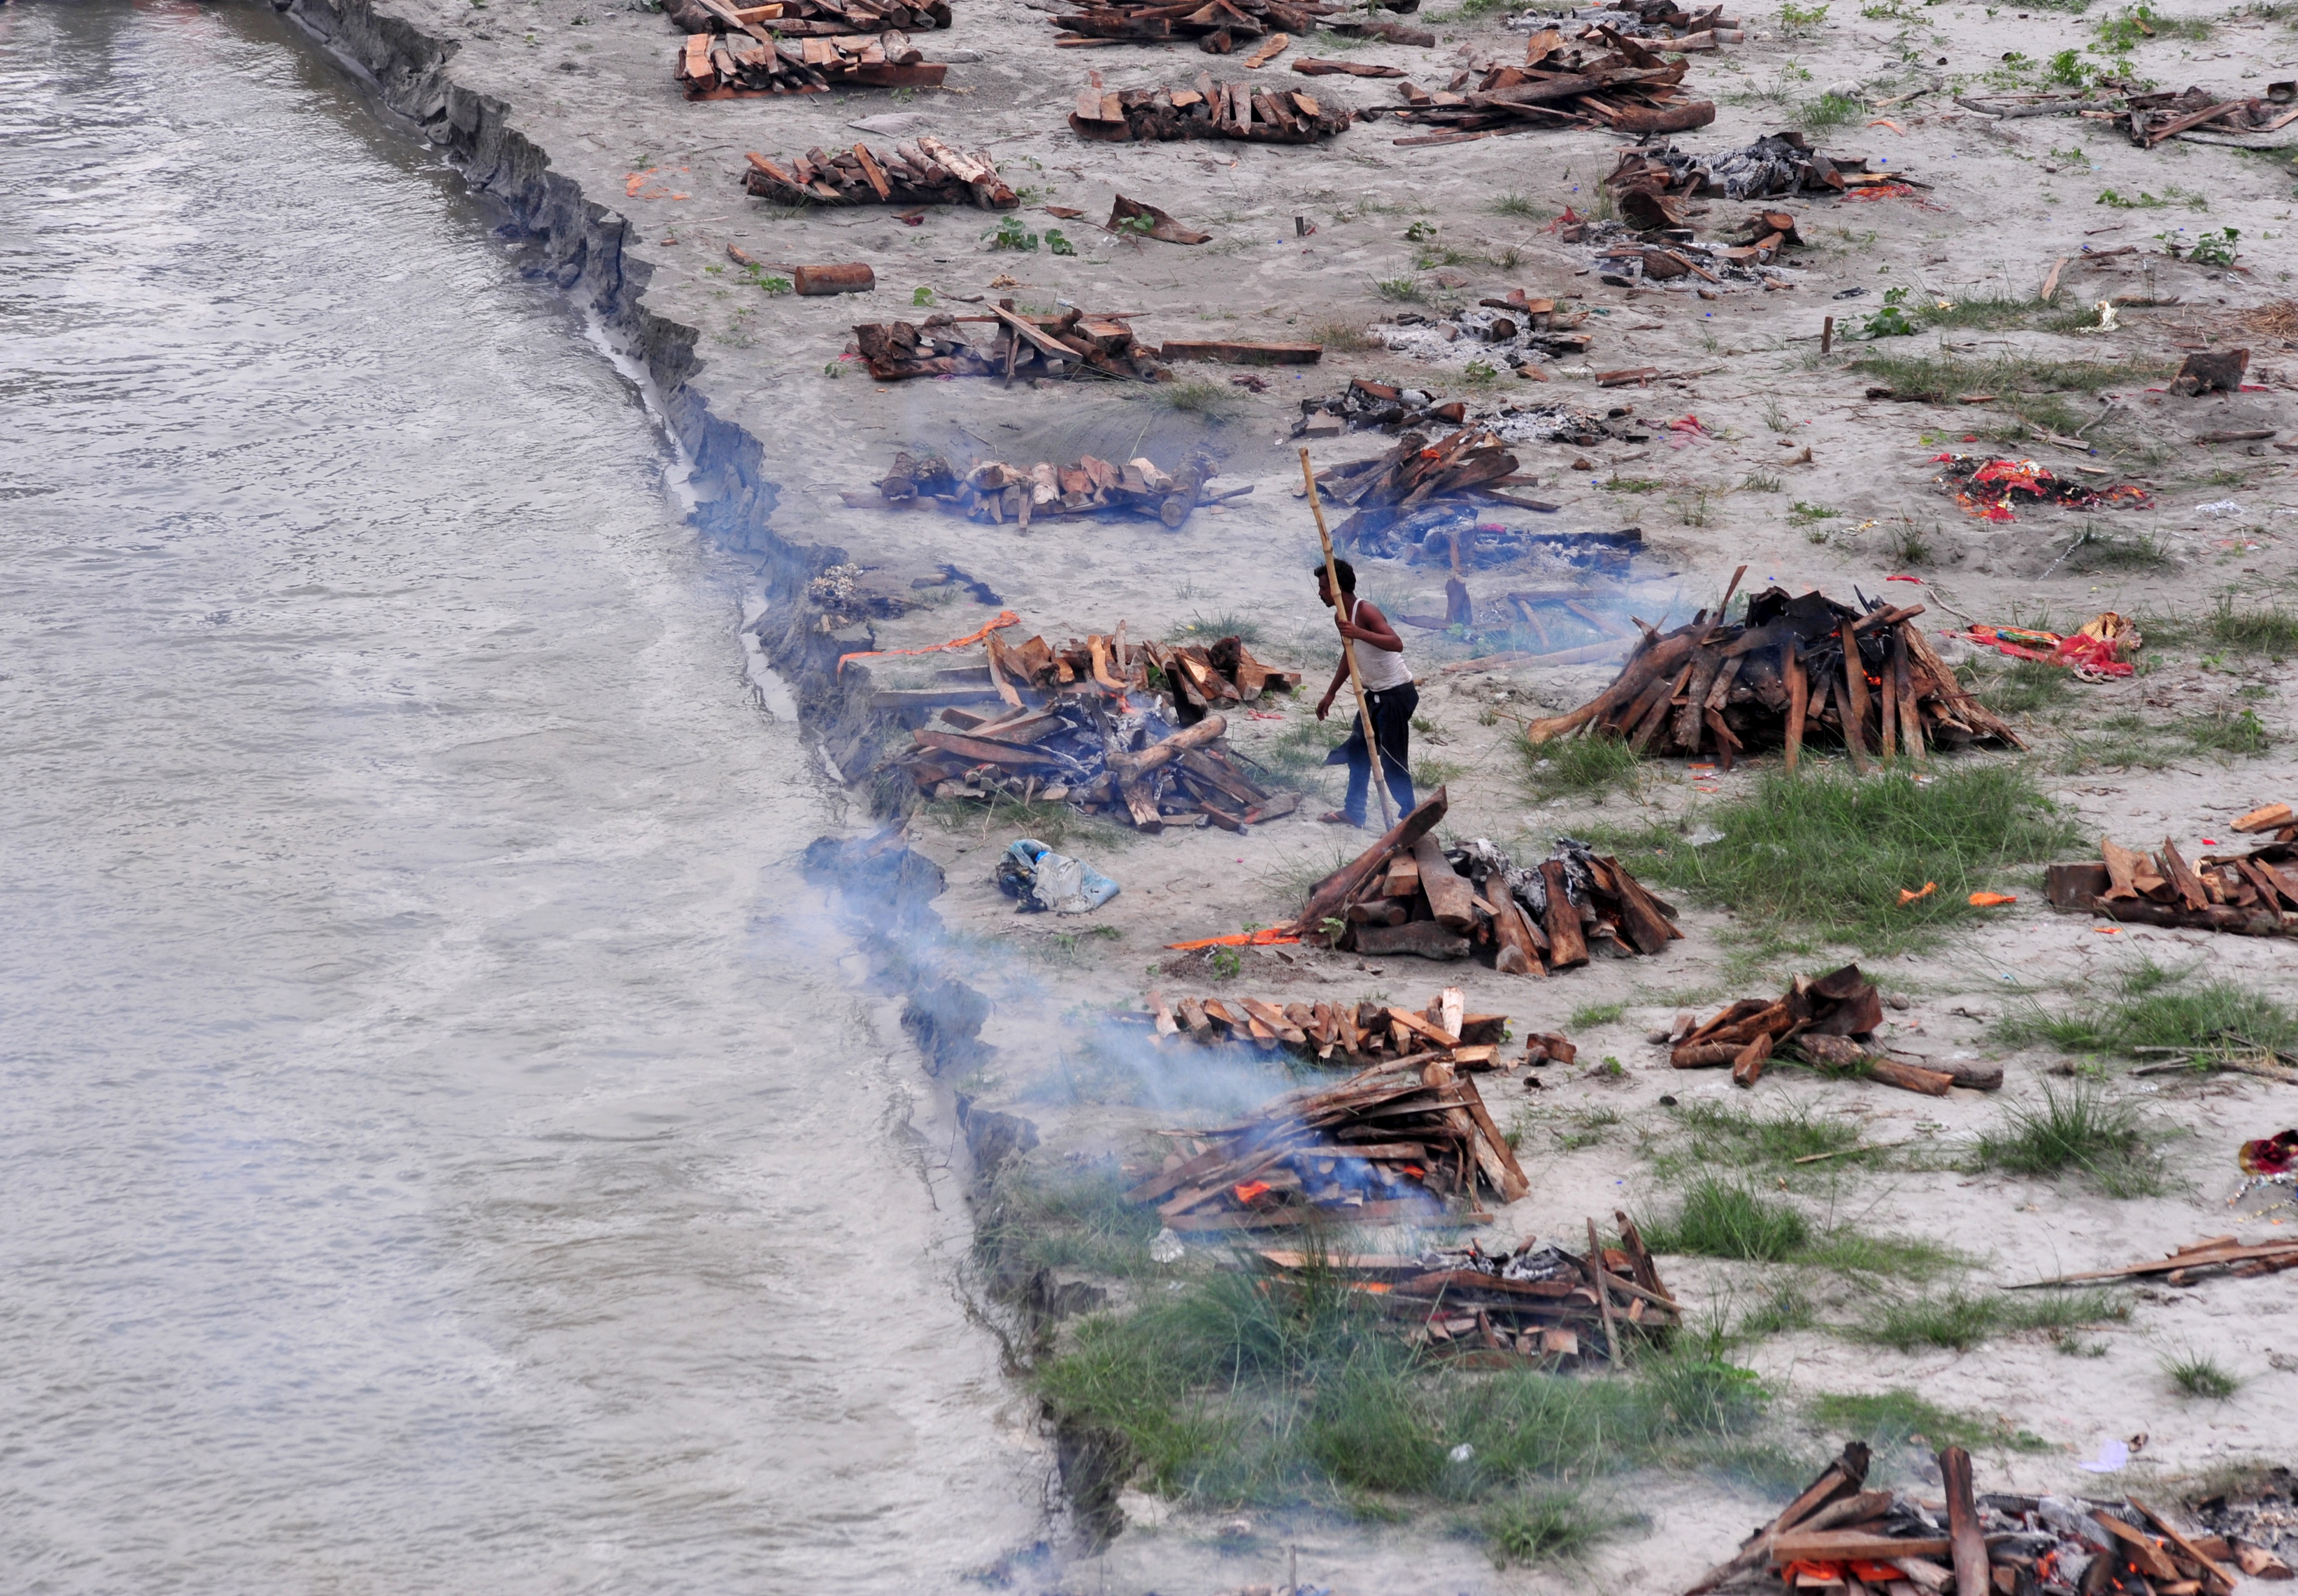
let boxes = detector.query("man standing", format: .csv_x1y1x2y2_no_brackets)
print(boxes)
1313,559,1416,827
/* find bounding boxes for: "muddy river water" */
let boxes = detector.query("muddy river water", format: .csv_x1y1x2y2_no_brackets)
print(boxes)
0,3,1042,1588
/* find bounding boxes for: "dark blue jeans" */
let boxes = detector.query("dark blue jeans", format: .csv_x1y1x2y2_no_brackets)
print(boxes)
1326,682,1418,824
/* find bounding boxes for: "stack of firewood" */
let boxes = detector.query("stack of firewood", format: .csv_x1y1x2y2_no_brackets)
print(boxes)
1069,76,1355,142
1689,1441,2255,1596
1256,791,1680,974
1669,965,2002,1092
2046,808,2298,937
743,139,1015,208
1386,26,1716,146
881,627,1302,831
2127,85,2298,146
847,448,1232,529
849,305,1170,384
1559,0,1740,42
1604,130,1911,212
1049,0,1337,49
1124,1048,1531,1233
1249,1215,1677,1367
1132,983,1547,1068
666,0,950,35
1311,426,1525,547
674,28,945,96
1527,585,2025,771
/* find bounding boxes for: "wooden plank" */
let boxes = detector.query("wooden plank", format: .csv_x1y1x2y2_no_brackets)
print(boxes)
1297,788,1448,933
1159,339,1324,365
1411,831,1477,931
1587,1216,1621,1364
1939,1446,1988,1596
1538,860,1588,969
913,729,1062,766
2131,1498,2239,1593
1456,1074,1529,1201
1768,1533,1952,1563
1782,639,1807,773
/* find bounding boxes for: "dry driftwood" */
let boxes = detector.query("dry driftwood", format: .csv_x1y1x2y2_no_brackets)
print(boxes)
744,138,1015,208
1387,25,1716,147
2045,831,2298,937
674,27,946,96
1069,73,1354,142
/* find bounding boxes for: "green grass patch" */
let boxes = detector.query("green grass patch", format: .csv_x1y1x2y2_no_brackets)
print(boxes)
2206,596,2298,657
1569,1000,1628,1031
1966,1080,2166,1197
1163,378,1243,421
1854,1286,2125,1352
1480,1487,1638,1569
1968,658,2075,718
1849,349,2170,400
2065,528,2174,572
922,791,1131,853
1607,764,2083,958
1798,92,1864,128
1374,274,1425,302
976,1158,1164,1278
1311,319,1378,353
1034,1254,1768,1536
1917,293,2055,331
1174,610,1267,646
1523,731,1644,802
1998,958,2298,1059
1644,1178,1960,1279
1491,191,1551,221
1650,1098,1867,1176
1810,1389,2053,1454
2056,707,2274,771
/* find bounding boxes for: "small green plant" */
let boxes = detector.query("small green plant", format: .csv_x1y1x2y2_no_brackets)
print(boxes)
1209,947,1243,980
1491,192,1549,220
2164,1350,2241,1401
1374,274,1425,302
1461,358,1503,387
1605,475,1665,494
1849,287,1920,340
1855,1287,2123,1352
1810,1389,2052,1454
988,216,1039,252
1779,0,1831,33
1786,500,1840,527
1482,1489,1631,1568
1645,1179,1810,1262
752,273,793,294
1044,228,1077,257
2186,227,2241,267
2098,185,2208,210
2206,595,2298,656
1798,91,1863,128
1569,1000,1627,1030
1742,470,1785,493
1310,320,1377,352
1403,220,1438,242
1163,378,1242,421
911,285,935,306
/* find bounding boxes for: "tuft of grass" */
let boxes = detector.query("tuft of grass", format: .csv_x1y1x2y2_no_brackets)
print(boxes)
1491,191,1550,221
1917,293,2053,331
1175,610,1267,646
2056,707,2275,772
1311,319,1378,353
1523,731,1645,802
1999,958,2298,1060
1810,1389,2053,1454
1798,92,1865,128
1646,1178,1960,1278
1742,470,1785,493
1374,274,1425,303
1645,1178,1811,1262
923,791,1130,852
1652,1098,1865,1173
2206,596,2298,657
2067,528,2174,571
1569,1000,1628,1031
1967,657,2075,717
1855,1286,2124,1352
2164,1350,2242,1401
976,1158,1164,1278
1163,378,1242,421
1608,765,2083,958
1481,1488,1636,1568
1967,1080,2165,1197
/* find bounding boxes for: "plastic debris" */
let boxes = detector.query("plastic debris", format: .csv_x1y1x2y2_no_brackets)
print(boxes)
996,837,1120,914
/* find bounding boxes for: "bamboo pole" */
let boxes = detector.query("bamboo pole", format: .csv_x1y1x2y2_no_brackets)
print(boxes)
1299,447,1393,830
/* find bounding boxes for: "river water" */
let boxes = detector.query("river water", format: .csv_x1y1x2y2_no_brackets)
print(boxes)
0,3,1042,1590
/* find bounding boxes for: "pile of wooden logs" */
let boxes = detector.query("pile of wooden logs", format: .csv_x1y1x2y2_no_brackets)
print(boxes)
849,447,1234,529
849,304,1170,384
1605,130,1908,209
2045,811,2298,937
1387,26,1716,146
880,627,1303,831
1069,76,1355,142
1049,0,1337,49
666,0,951,35
2018,1233,2298,1290
1669,965,2002,1093
743,139,1016,208
2126,84,2298,147
1292,378,1466,438
674,28,946,96
1572,0,1741,42
1124,1046,1531,1233
1684,1441,2252,1596
1263,791,1681,974
1525,584,2025,771
1257,1214,1679,1367
1131,983,1521,1067
1311,426,1528,547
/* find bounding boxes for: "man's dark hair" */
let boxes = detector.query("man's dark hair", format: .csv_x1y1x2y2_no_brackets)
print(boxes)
1315,559,1357,593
